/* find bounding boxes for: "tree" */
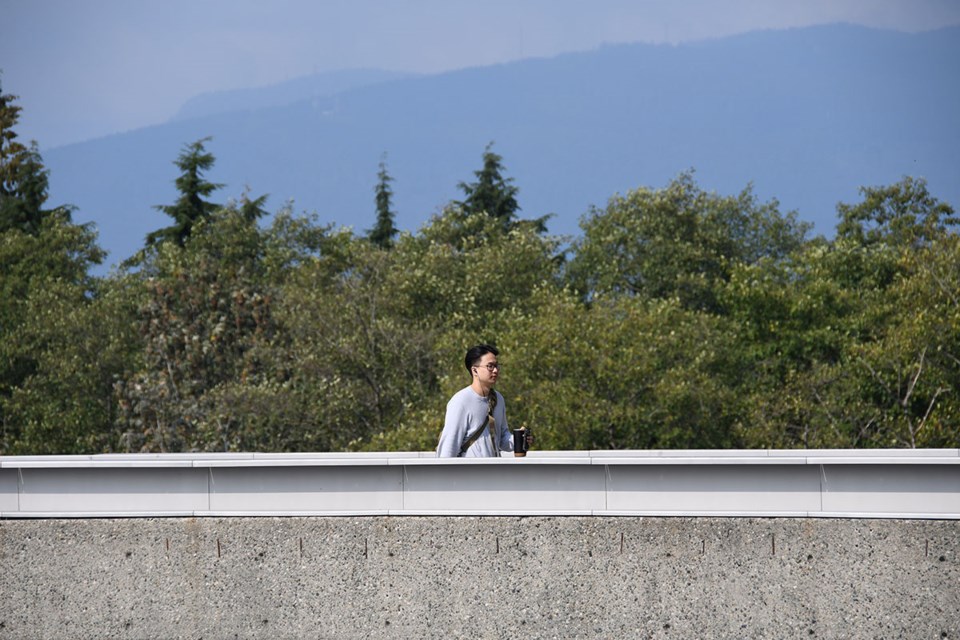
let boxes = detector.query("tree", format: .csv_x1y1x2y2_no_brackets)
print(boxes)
839,228,960,448
389,204,564,335
722,244,872,448
367,155,398,248
237,187,269,223
498,288,740,450
837,176,958,249
728,236,960,450
868,232,960,447
568,172,810,312
0,83,107,453
724,178,960,449
0,210,108,452
457,142,520,229
118,202,278,451
277,239,439,450
1,269,140,454
0,84,62,235
146,137,223,247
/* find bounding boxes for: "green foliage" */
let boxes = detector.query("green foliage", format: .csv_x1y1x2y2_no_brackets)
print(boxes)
146,138,224,247
0,210,103,325
501,289,739,450
260,205,332,279
725,179,960,449
0,103,956,453
276,240,440,450
1,84,72,236
568,172,811,312
2,275,140,453
391,205,564,334
367,156,398,248
0,212,108,452
845,232,960,447
837,176,958,249
116,204,279,451
0,141,54,236
0,87,109,453
456,142,524,231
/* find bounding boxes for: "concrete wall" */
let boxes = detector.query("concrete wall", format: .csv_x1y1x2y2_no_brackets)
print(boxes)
1,515,957,639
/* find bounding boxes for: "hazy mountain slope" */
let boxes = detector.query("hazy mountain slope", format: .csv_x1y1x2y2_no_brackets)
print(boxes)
170,69,418,121
44,24,960,268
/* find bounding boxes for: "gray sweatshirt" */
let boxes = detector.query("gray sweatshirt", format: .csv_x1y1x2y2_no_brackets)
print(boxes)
436,386,513,457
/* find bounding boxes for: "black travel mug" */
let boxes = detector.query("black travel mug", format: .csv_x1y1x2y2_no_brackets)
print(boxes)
513,428,529,457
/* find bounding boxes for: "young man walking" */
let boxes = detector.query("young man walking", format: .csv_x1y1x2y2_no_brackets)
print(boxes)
436,344,518,457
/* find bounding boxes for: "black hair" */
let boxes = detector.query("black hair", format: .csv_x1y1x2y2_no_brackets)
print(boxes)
464,344,499,375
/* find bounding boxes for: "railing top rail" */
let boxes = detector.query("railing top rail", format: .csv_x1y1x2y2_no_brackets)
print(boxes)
3,449,958,520
3,448,958,469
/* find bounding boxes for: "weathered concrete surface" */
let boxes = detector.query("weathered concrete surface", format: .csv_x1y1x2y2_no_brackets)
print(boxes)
0,517,957,639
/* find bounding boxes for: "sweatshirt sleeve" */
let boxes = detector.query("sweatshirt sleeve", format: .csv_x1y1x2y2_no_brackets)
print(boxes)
436,396,468,458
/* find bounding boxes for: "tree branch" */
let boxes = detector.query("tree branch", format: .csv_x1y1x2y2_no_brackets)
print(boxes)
902,346,927,409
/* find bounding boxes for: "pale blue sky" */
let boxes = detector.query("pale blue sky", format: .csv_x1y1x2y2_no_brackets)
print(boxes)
2,0,959,148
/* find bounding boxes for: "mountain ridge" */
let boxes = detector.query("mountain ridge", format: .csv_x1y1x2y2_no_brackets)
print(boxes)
169,68,419,122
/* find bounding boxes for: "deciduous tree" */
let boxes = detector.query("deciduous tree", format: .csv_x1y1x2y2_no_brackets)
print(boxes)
568,172,810,312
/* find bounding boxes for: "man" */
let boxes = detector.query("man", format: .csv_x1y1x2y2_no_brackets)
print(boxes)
436,344,522,457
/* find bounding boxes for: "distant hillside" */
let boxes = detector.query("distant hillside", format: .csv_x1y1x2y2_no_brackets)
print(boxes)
44,24,960,268
170,69,417,121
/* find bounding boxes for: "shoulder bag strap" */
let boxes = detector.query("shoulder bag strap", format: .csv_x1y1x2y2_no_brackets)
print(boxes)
459,392,499,457
458,424,487,456
485,391,500,457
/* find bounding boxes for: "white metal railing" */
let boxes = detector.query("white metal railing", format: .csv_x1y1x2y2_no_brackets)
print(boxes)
2,449,958,519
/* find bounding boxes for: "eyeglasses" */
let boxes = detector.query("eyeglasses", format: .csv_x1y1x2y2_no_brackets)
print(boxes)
479,363,501,372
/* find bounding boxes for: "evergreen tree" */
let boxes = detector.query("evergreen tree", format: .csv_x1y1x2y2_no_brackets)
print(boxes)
147,137,223,246
457,142,520,229
367,155,398,248
0,83,107,453
238,189,269,223
0,84,60,235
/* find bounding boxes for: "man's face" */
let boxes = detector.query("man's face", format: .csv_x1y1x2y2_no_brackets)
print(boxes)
474,352,501,385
